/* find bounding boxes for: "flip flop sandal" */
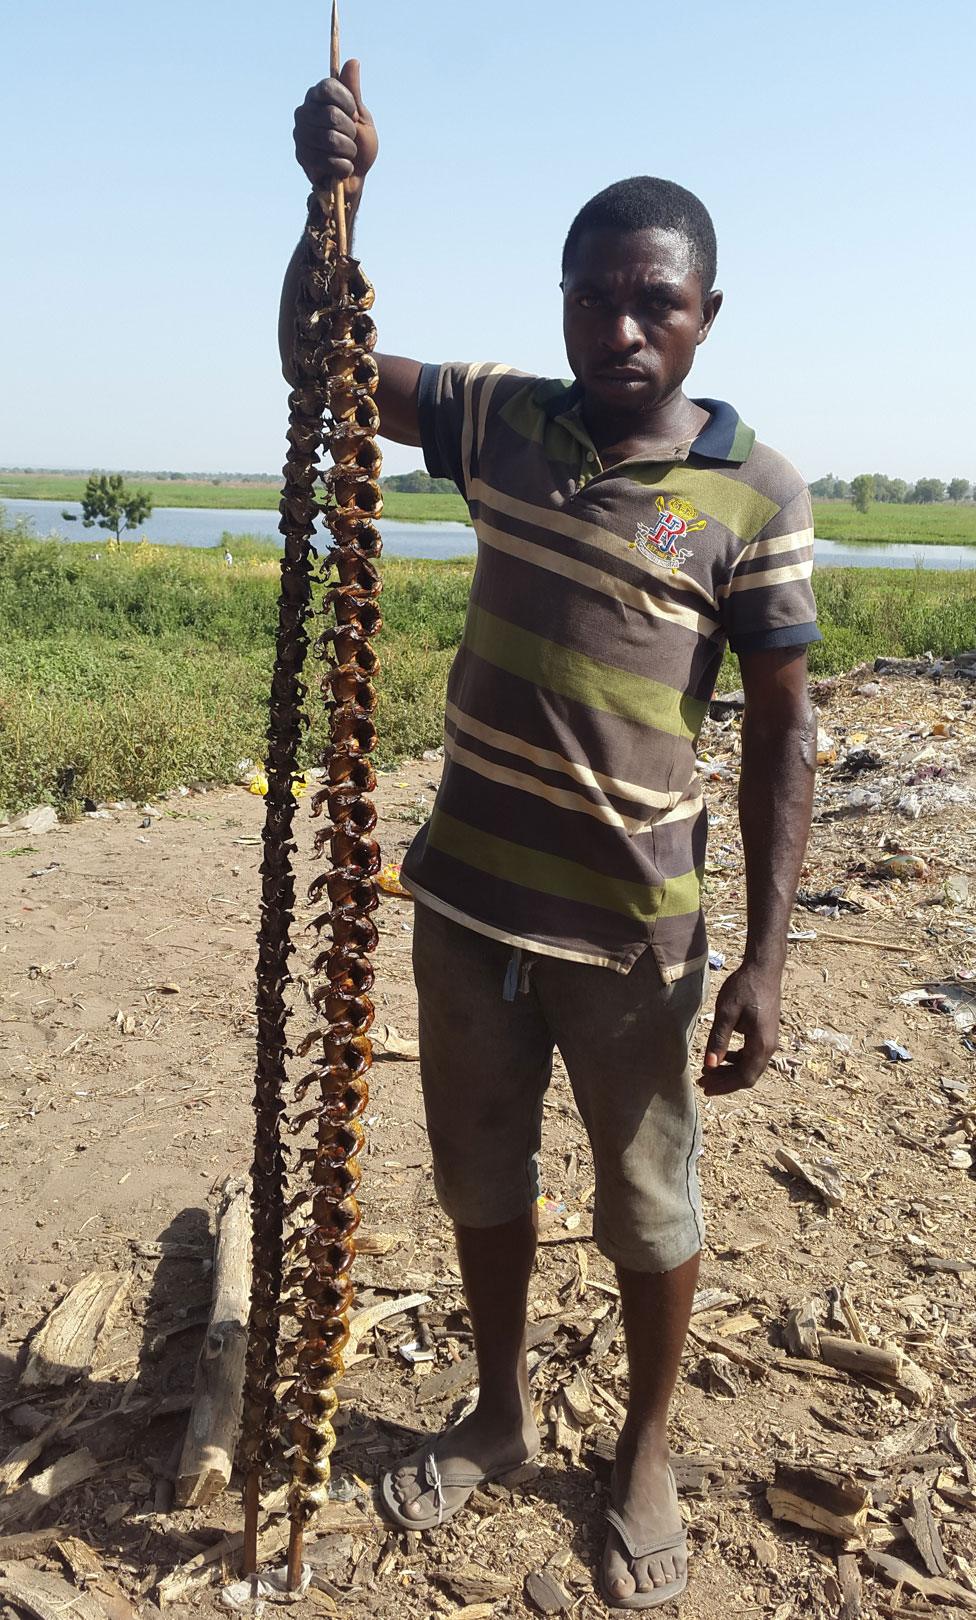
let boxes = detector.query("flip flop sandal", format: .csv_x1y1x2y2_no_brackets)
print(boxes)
380,1444,539,1531
599,1469,688,1611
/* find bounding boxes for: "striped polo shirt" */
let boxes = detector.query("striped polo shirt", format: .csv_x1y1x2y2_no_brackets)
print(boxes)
399,363,820,979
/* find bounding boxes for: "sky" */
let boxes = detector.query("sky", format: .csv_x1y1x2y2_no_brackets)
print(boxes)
1,0,973,484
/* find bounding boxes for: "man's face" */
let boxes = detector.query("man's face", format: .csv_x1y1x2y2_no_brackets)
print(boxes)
562,226,721,418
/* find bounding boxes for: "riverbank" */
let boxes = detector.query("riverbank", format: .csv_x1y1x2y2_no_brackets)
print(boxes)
2,527,975,814
3,473,976,544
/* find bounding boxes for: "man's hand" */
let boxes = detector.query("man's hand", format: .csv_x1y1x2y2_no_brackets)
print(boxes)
294,59,378,208
700,961,782,1096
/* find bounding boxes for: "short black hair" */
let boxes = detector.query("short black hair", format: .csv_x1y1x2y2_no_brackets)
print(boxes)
562,176,717,293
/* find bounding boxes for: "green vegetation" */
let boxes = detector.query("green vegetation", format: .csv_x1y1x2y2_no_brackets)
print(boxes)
811,500,976,546
65,472,154,544
2,511,975,817
0,471,471,525
811,471,972,505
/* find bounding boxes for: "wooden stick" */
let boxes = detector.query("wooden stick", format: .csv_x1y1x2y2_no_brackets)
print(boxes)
242,1469,260,1577
330,0,348,255
286,1518,304,1593
175,1179,251,1507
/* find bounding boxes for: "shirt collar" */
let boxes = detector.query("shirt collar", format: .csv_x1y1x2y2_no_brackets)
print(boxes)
540,381,756,466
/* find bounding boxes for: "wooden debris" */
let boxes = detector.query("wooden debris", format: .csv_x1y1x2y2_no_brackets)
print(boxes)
0,1561,107,1620
436,1565,516,1604
174,1179,251,1507
370,1023,420,1060
687,1325,767,1379
524,1567,572,1613
355,1232,407,1256
818,1335,933,1404
836,1550,862,1620
346,1291,431,1353
20,1272,130,1389
900,1483,948,1577
156,1495,376,1604
416,1314,566,1406
0,1527,71,1560
774,1147,844,1207
784,1299,821,1360
697,1352,742,1399
863,1548,976,1608
56,1536,141,1620
0,1391,88,1493
767,1462,869,1545
0,1448,100,1528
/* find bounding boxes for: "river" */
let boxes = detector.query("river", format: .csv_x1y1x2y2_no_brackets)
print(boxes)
3,497,976,571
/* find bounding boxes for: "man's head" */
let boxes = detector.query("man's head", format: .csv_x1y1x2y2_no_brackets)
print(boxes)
561,176,722,421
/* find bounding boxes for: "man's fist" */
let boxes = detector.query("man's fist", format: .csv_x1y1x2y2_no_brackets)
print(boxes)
293,59,378,206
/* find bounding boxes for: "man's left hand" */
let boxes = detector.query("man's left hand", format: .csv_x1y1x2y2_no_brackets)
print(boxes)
700,961,781,1095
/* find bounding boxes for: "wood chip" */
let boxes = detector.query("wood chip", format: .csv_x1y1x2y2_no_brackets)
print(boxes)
900,1483,948,1577
56,1536,141,1620
863,1548,976,1608
0,1561,106,1620
524,1567,572,1613
0,1448,101,1529
0,1390,88,1493
356,1232,408,1256
20,1272,130,1389
836,1550,862,1620
774,1147,844,1207
784,1299,821,1360
767,1462,869,1545
346,1292,431,1352
416,1315,566,1406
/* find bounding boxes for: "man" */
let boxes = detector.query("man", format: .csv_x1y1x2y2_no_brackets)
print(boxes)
283,62,817,1611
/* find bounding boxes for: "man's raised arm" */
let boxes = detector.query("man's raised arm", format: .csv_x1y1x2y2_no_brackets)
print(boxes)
280,60,423,447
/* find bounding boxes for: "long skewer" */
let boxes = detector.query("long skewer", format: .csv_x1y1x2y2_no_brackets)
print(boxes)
330,0,348,256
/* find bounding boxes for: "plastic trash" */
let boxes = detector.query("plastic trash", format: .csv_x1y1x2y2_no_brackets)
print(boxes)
708,950,727,970
9,805,58,835
896,791,923,820
816,726,837,766
808,1027,854,1055
881,1040,912,1062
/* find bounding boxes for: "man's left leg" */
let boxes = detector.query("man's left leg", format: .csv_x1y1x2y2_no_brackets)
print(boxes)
533,948,707,1607
605,1252,699,1600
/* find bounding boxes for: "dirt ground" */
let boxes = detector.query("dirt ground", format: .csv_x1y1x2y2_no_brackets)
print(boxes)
1,664,975,1620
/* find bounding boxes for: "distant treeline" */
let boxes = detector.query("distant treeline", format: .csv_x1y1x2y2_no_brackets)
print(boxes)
380,469,458,495
812,473,972,505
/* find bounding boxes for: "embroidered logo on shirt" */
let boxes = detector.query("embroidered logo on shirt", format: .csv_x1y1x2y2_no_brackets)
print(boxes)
631,496,707,574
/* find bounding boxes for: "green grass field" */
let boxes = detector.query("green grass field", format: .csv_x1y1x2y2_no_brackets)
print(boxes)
4,472,975,542
2,514,976,816
0,472,469,525
812,500,976,546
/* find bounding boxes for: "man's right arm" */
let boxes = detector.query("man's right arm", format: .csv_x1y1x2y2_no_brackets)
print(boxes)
280,62,423,448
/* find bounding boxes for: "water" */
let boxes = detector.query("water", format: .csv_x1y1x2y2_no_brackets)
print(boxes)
0,497,474,561
3,496,976,570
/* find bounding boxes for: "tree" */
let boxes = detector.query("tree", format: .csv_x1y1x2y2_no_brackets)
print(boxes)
948,478,971,502
910,478,946,504
888,478,909,503
70,473,153,543
850,474,875,513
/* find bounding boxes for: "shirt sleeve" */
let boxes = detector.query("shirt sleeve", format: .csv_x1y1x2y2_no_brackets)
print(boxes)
416,362,482,496
718,486,821,655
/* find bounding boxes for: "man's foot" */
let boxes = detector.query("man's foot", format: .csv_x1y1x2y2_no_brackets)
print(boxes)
601,1431,687,1606
381,1405,540,1530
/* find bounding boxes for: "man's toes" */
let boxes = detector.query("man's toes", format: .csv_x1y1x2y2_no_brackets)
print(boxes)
604,1540,637,1601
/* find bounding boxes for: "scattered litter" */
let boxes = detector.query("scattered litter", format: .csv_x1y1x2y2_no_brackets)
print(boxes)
825,788,881,818
774,1147,844,1207
28,863,59,879
708,949,726,970
896,790,923,820
221,1564,310,1608
807,1027,854,1055
881,1040,913,1062
377,861,412,898
370,1023,420,1060
795,888,866,917
816,727,837,766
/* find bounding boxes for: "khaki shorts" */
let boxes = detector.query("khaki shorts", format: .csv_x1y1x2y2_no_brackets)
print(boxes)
412,902,707,1274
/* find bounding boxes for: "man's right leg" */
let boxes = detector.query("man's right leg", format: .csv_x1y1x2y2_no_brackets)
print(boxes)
384,905,552,1524
390,1210,540,1521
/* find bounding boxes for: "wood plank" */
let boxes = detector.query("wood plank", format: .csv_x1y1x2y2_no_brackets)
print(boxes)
174,1180,251,1508
20,1274,130,1390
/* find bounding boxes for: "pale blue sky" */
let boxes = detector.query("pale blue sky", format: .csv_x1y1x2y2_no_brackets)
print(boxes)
2,0,973,482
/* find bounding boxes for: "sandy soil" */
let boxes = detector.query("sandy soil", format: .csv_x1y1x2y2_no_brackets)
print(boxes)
1,667,974,1620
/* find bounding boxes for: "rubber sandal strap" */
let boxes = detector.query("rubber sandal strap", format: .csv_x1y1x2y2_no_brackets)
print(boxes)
605,1507,687,1563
